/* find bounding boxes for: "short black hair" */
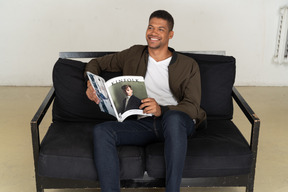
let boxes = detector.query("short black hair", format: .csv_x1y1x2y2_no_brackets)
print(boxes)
149,10,174,31
121,85,132,91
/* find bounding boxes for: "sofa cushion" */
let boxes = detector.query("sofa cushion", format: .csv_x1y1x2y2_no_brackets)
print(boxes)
52,53,235,122
52,58,117,122
182,53,236,120
38,122,145,180
145,120,252,178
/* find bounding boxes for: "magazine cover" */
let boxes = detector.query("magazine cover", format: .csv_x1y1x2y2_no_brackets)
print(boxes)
87,72,151,122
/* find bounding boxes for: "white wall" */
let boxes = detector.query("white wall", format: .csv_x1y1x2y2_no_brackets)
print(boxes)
0,0,287,86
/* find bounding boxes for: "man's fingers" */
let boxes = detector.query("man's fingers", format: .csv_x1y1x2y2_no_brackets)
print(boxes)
140,98,161,116
139,98,153,109
86,89,94,100
86,81,100,104
143,106,154,114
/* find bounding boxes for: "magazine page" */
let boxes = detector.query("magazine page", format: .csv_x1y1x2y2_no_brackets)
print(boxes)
86,72,116,117
105,76,152,122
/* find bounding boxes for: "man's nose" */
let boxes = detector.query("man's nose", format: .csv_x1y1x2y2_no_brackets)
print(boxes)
151,29,158,35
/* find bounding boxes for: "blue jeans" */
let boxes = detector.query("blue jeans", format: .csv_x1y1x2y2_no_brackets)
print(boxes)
93,110,195,192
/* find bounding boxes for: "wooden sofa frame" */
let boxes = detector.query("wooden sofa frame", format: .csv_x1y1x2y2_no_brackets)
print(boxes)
31,51,260,192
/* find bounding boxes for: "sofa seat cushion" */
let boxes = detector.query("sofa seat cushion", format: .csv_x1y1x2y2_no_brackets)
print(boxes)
38,122,145,180
145,120,252,178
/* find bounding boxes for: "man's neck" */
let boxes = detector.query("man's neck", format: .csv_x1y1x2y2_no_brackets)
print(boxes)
148,47,172,62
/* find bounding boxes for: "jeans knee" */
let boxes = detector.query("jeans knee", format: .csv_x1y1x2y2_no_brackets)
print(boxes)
163,110,185,121
93,122,116,145
161,110,194,137
162,110,188,127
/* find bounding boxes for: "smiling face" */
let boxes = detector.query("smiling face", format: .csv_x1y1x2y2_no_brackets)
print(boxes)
146,17,174,50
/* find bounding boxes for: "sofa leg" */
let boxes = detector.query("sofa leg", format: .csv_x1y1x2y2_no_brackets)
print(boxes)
246,170,255,192
36,186,44,192
37,187,44,192
36,182,44,192
246,178,254,192
246,185,254,192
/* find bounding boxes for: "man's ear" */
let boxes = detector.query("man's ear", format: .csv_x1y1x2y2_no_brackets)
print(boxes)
169,31,174,39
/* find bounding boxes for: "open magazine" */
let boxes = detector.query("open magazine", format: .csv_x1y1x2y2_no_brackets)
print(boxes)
87,72,152,122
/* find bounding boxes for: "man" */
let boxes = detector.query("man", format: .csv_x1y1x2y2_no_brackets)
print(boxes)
119,85,141,114
85,10,206,192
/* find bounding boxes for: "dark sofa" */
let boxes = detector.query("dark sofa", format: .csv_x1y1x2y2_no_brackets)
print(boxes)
31,51,260,192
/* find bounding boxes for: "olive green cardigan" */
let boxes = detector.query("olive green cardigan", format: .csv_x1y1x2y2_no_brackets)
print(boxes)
85,45,206,126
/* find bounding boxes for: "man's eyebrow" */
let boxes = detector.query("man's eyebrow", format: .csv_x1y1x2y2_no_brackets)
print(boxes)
148,25,167,29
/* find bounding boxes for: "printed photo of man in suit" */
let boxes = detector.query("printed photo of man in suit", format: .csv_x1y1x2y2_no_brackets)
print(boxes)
119,85,142,114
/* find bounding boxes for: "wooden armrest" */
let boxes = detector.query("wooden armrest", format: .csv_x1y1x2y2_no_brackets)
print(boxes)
232,87,260,125
30,87,55,170
232,86,260,152
232,86,260,187
31,86,55,126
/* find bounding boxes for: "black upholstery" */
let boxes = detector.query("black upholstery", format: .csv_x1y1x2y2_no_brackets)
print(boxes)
39,122,145,180
146,120,252,178
39,119,252,180
31,51,260,192
52,58,117,122
185,53,236,120
39,53,249,179
52,53,236,122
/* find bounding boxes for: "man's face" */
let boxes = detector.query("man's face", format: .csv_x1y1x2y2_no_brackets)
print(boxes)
124,87,133,96
146,17,174,50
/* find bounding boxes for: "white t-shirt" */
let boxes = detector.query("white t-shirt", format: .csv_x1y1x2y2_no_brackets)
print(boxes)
145,56,178,106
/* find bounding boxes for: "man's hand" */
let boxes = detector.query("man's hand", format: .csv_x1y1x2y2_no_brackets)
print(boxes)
140,98,162,117
86,80,100,104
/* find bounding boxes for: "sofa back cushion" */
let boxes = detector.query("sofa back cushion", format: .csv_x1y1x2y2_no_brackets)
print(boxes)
52,58,118,122
52,52,235,122
182,53,236,120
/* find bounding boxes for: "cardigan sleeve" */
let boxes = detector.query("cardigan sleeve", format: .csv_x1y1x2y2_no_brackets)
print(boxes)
165,55,206,125
84,47,131,79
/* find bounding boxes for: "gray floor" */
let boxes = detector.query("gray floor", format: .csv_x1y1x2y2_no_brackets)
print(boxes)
0,86,287,192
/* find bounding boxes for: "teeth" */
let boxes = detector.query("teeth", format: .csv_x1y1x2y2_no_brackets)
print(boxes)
151,38,159,41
